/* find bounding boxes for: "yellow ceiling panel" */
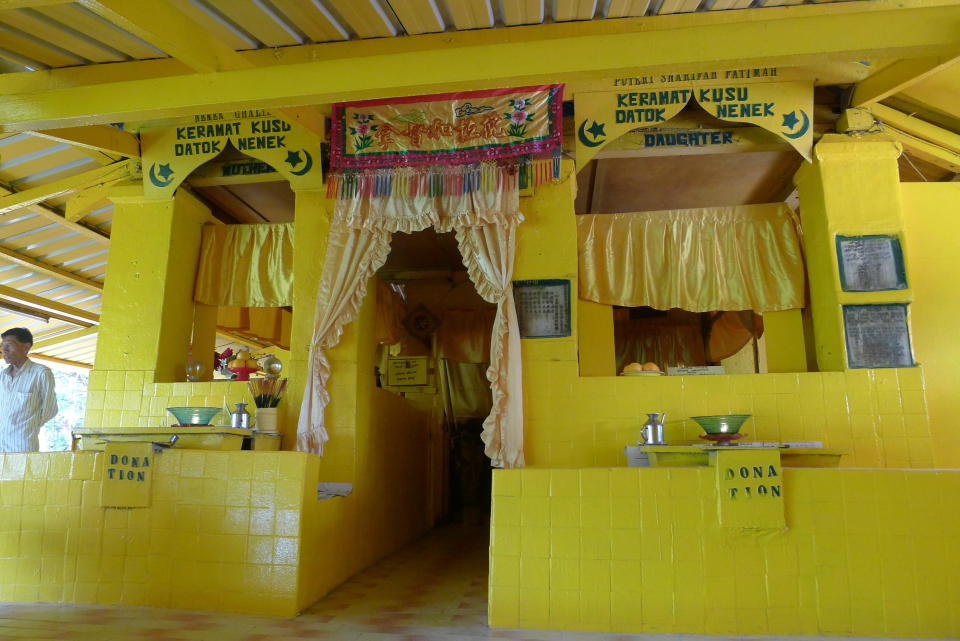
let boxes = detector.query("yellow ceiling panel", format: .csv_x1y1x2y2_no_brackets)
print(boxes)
0,215,49,239
605,0,650,16
0,10,125,63
659,0,701,13
555,0,597,21
205,0,301,47
388,0,445,35
0,154,97,189
501,0,543,25
444,0,493,29
709,0,753,9
165,0,253,50
762,0,804,5
269,0,347,42
327,0,395,38
0,23,83,67
33,4,164,59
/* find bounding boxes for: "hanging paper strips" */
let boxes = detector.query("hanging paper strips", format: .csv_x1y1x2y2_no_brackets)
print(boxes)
330,85,564,168
326,156,561,201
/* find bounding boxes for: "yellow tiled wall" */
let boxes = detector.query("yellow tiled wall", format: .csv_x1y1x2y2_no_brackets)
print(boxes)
524,367,932,468
84,371,251,429
489,467,960,637
0,451,318,616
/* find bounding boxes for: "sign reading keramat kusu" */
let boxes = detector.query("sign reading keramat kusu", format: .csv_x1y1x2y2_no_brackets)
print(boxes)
141,109,324,199
575,80,812,168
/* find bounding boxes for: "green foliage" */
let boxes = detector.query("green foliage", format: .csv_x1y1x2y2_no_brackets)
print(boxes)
39,366,88,452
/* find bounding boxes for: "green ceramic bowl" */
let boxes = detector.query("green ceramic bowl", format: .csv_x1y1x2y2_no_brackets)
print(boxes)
690,414,751,435
167,407,221,426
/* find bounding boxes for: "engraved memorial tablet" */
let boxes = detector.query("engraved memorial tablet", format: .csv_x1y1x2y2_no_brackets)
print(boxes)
836,235,906,292
843,304,914,368
513,279,571,338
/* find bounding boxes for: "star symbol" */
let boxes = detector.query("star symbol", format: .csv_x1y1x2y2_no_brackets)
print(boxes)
782,111,799,130
157,163,174,180
586,121,606,139
285,150,302,167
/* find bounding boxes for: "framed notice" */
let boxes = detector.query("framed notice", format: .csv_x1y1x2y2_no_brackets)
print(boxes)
843,304,914,369
836,235,907,292
513,279,571,338
386,356,429,386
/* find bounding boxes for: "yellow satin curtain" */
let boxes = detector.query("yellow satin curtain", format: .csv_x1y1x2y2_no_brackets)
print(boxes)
577,204,804,312
194,222,294,307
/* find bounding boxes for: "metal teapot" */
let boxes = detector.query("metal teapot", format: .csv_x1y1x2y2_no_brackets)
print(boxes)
639,412,666,445
226,401,251,429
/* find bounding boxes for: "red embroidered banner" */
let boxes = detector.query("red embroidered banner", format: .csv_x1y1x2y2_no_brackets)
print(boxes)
330,85,564,169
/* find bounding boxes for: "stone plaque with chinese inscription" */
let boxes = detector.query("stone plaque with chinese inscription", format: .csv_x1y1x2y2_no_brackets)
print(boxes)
836,234,906,292
513,279,571,338
843,304,914,368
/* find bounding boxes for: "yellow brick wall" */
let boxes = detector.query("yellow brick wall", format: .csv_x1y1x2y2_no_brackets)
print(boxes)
489,467,960,637
0,451,317,616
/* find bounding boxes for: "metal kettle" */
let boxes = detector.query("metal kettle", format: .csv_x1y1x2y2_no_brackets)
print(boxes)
640,412,666,445
227,401,251,429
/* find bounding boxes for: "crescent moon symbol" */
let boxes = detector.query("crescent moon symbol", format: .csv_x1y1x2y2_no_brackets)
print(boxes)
783,110,810,140
290,150,313,176
578,120,605,148
148,163,174,188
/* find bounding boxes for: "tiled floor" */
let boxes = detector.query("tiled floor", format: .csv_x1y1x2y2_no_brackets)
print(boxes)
0,522,942,641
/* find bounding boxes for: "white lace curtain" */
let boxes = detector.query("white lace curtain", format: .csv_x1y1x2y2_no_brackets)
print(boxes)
297,165,526,468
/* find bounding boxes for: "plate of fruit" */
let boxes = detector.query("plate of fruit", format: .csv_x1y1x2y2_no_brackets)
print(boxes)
620,362,664,376
227,350,260,381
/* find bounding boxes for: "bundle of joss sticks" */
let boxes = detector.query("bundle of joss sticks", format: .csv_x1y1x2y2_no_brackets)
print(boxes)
249,377,287,408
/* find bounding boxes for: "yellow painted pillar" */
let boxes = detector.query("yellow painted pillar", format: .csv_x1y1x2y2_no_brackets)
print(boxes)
96,184,214,382
762,309,807,373
794,134,910,371
577,299,616,376
286,189,335,454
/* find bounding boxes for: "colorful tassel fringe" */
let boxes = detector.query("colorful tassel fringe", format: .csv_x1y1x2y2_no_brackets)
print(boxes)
326,154,563,200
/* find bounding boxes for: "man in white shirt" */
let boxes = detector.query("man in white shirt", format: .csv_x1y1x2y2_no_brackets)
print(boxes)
1,327,58,452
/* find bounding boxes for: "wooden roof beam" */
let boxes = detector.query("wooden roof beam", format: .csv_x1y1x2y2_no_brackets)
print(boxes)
0,245,104,293
0,283,99,327
32,325,98,350
852,54,960,106
27,124,140,158
0,159,136,216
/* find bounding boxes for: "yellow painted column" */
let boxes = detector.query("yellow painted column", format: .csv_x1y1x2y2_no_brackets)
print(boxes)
762,309,807,373
286,189,335,455
794,134,910,371
577,299,616,376
96,184,214,382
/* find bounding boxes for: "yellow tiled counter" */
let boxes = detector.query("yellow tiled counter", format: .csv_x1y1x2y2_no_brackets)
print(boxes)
488,466,960,637
0,450,382,616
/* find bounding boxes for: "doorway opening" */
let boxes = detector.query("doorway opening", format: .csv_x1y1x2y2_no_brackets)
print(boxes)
376,228,495,526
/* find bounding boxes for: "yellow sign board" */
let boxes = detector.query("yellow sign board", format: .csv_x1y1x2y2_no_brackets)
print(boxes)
575,80,812,168
141,109,323,199
100,442,154,508
713,448,785,529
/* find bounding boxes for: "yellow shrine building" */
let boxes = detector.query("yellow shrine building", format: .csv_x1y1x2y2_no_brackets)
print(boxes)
0,1,959,638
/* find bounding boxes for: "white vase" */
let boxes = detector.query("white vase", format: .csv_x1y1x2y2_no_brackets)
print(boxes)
255,407,278,433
